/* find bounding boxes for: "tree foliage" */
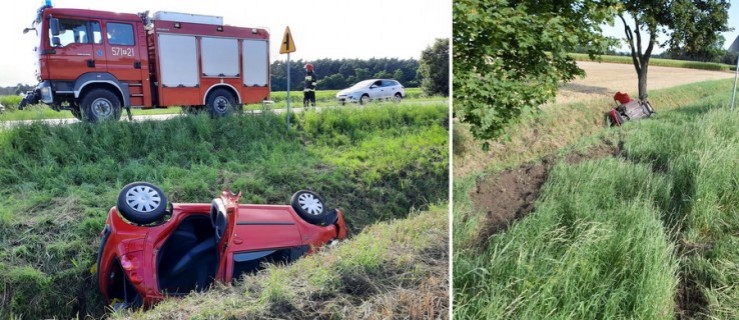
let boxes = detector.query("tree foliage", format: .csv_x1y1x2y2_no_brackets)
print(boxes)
418,38,450,97
617,0,731,98
453,0,616,142
270,58,420,91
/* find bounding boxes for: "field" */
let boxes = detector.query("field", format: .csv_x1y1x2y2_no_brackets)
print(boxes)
555,61,734,105
453,79,738,319
0,103,449,319
0,88,443,122
570,53,732,71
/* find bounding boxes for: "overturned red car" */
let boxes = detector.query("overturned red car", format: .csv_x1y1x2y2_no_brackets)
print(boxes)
96,182,347,308
607,91,655,127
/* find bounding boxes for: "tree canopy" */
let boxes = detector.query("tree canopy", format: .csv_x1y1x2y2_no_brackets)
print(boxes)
453,0,616,142
418,38,450,97
270,58,420,91
618,0,731,98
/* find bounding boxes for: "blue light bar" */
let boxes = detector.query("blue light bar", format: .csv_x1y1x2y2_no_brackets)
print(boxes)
44,0,52,7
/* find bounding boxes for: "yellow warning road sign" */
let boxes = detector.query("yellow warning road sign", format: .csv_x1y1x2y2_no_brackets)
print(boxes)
280,27,296,54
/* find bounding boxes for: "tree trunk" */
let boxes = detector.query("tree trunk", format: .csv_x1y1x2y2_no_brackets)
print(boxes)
637,62,648,100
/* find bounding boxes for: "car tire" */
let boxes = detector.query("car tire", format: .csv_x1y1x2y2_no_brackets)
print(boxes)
206,88,236,118
117,182,168,225
290,190,328,225
393,93,402,103
81,89,122,122
359,94,370,105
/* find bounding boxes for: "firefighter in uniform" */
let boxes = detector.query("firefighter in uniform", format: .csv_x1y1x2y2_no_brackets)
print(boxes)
303,64,317,108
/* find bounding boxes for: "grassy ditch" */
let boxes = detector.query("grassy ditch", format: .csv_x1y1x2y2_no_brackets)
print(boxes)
453,80,738,319
569,53,731,71
0,88,443,121
116,204,448,319
0,103,448,319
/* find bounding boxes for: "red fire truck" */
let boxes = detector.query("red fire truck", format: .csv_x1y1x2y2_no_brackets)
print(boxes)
21,2,270,121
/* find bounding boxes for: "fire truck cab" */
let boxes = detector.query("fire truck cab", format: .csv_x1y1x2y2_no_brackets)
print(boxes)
22,2,270,121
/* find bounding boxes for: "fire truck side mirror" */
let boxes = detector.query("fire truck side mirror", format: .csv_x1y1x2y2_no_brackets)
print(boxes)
51,36,61,47
49,17,60,36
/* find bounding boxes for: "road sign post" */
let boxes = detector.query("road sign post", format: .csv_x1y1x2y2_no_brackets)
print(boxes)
280,27,297,130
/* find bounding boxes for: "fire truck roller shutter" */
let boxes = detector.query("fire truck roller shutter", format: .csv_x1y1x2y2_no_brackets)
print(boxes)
242,40,268,87
158,34,199,88
201,37,239,77
73,73,131,107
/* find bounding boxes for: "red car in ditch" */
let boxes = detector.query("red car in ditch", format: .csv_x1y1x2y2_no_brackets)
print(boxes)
96,182,347,308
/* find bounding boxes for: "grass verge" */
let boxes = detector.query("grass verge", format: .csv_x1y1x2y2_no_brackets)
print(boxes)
0,103,448,319
0,88,444,121
454,80,738,319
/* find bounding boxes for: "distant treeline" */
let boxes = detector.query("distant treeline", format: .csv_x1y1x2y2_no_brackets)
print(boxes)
1,58,422,95
271,58,421,91
0,84,34,96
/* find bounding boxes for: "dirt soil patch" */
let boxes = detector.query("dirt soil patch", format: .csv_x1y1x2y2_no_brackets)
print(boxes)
470,141,621,248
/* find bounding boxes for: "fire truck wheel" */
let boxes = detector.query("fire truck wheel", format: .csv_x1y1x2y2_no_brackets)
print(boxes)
117,182,168,225
206,89,236,117
81,89,122,122
290,190,328,225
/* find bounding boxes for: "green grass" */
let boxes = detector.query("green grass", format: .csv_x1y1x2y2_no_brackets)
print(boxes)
115,204,448,319
570,53,731,71
455,158,677,319
453,80,738,319
0,103,448,319
0,88,443,121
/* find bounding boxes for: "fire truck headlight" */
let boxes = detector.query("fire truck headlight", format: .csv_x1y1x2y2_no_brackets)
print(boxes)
40,86,52,102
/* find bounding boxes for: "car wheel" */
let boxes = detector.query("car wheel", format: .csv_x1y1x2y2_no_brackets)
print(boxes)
393,93,402,103
206,88,236,117
290,190,328,225
81,89,122,122
359,94,370,105
117,182,168,224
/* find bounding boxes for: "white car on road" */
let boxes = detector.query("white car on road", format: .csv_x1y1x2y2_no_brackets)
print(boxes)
336,79,405,105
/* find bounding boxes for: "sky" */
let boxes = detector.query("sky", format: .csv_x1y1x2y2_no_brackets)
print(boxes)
0,0,451,87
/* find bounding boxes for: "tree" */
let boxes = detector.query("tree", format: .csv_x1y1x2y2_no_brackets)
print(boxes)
392,69,404,82
418,38,449,97
617,0,730,98
454,0,616,142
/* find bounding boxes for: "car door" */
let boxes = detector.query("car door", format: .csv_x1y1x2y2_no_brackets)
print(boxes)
382,80,401,97
218,204,303,281
45,18,106,80
368,80,384,99
104,22,140,81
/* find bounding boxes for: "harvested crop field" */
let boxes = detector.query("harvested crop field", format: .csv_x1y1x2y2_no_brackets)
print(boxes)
555,61,734,104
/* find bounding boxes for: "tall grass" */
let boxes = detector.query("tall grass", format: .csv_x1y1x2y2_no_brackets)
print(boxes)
0,103,448,319
455,158,677,319
621,105,739,319
454,80,738,319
